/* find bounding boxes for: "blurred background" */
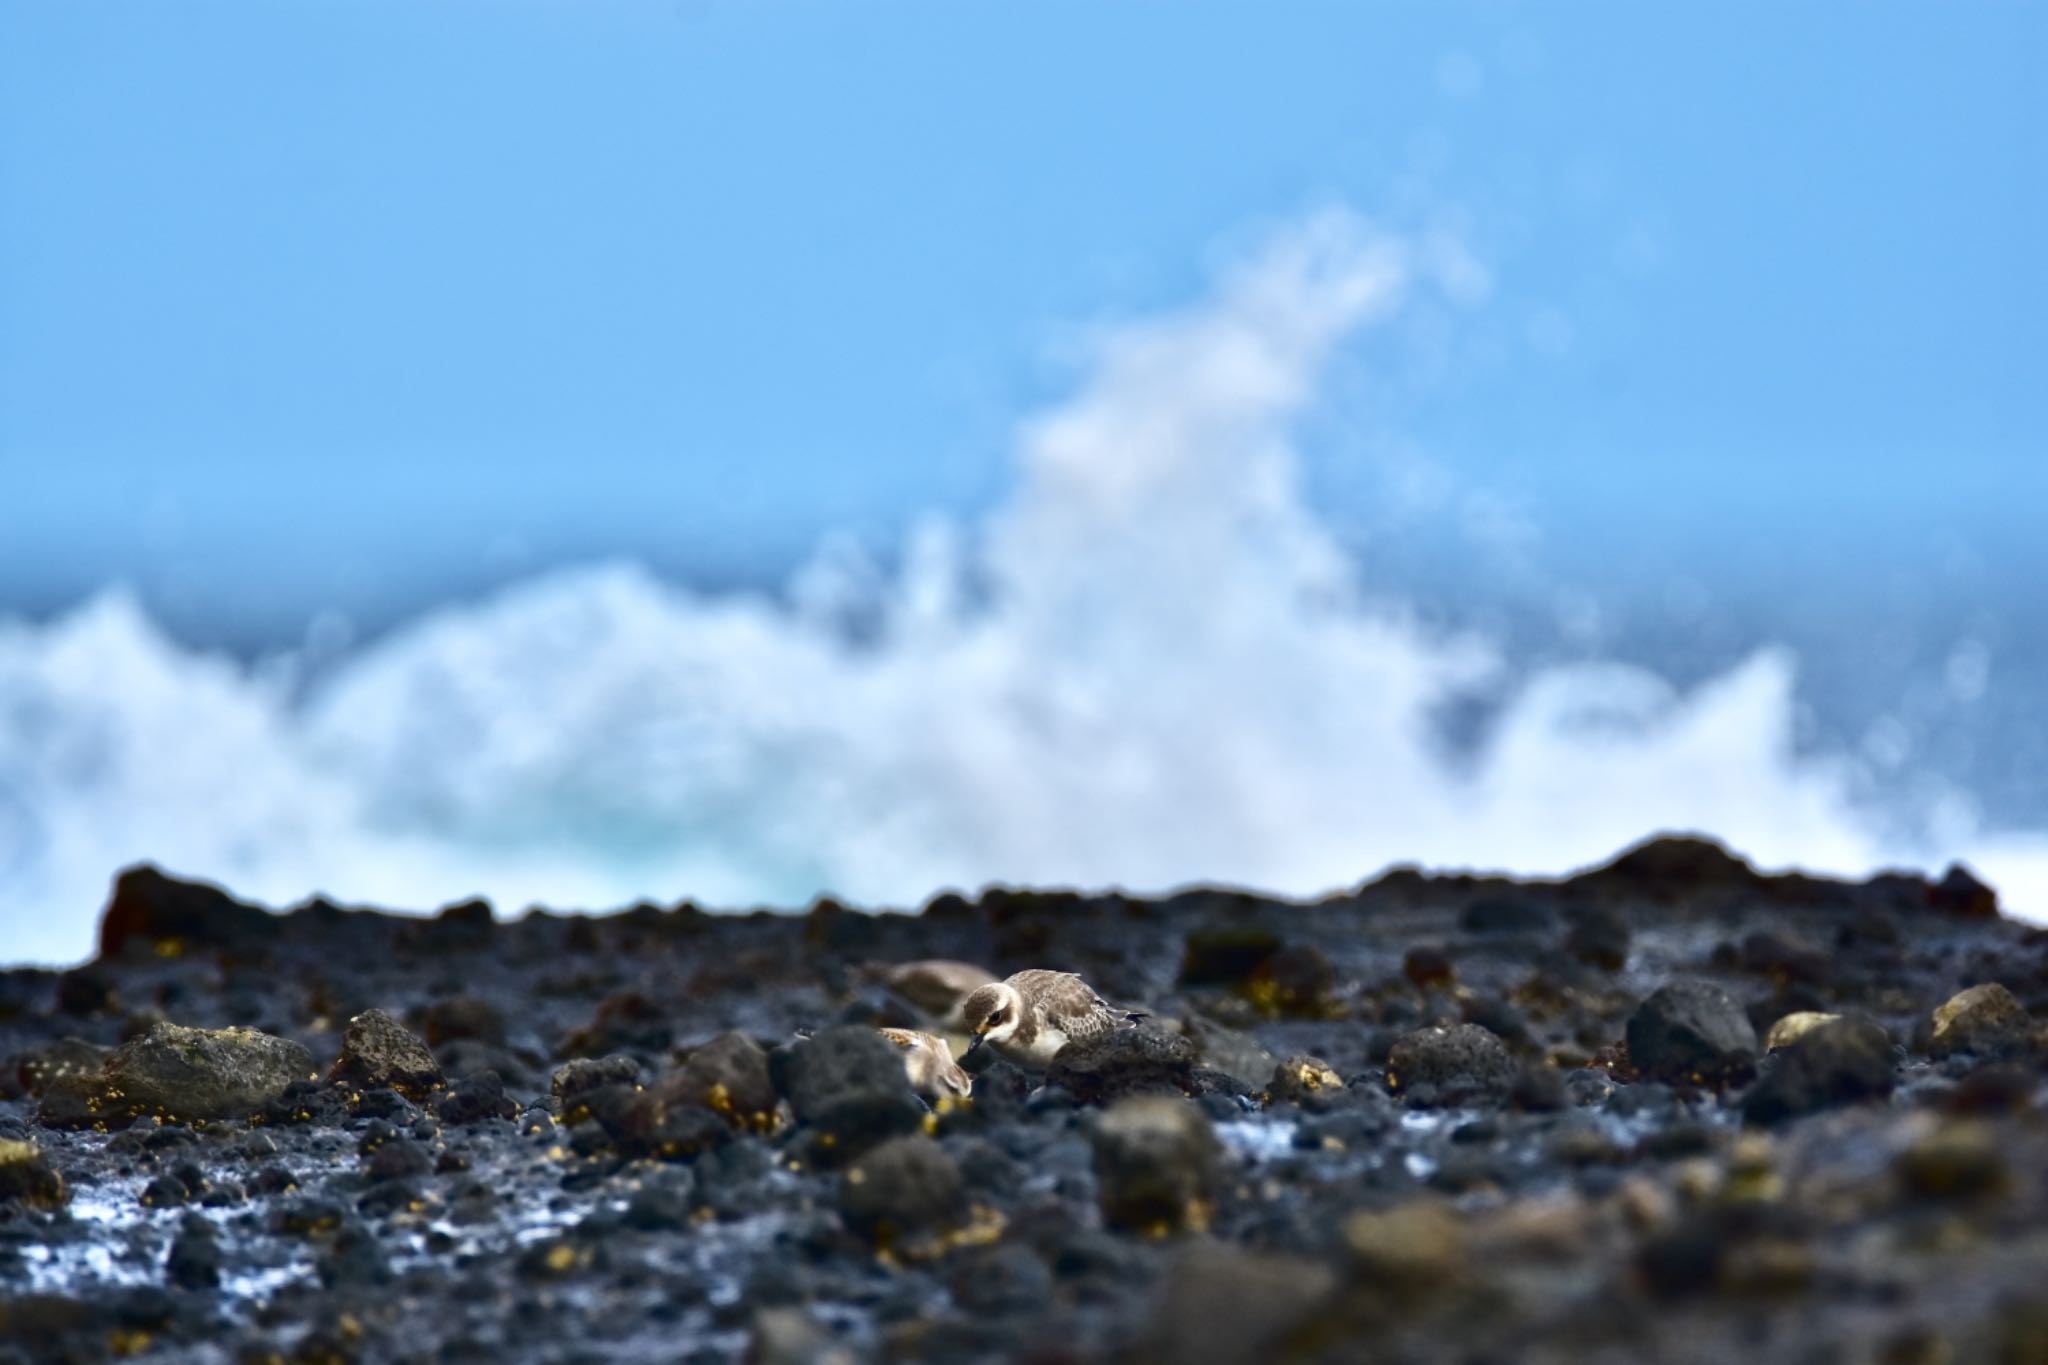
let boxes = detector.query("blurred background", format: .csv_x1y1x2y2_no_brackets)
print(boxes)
3,2,2043,965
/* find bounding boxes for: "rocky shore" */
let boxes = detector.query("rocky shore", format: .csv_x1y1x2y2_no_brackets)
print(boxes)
2,836,2046,1364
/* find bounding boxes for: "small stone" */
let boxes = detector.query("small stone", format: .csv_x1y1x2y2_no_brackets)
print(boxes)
1266,1054,1343,1106
364,1137,432,1183
1564,906,1630,971
838,1136,967,1253
330,1010,444,1100
551,1055,644,1112
1626,982,1758,1087
1929,983,2033,1061
1402,946,1456,989
1342,1200,1465,1290
750,1307,856,1365
165,1219,221,1290
1385,1024,1514,1105
436,1071,517,1126
1743,1017,1895,1126
1089,1097,1220,1235
1509,1064,1569,1113
0,1140,66,1209
1763,1012,1840,1052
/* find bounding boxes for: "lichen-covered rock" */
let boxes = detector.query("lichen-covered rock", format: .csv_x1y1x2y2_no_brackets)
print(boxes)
1929,983,2033,1061
1743,1017,1894,1126
329,1009,444,1099
1626,982,1758,1086
43,1022,313,1126
1385,1024,1514,1105
0,1140,67,1209
838,1136,967,1253
663,1031,777,1131
551,1054,644,1112
1267,1054,1344,1106
1089,1097,1219,1234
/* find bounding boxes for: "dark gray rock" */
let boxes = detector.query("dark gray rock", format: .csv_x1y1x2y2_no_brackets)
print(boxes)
1089,1096,1219,1234
551,1054,645,1109
1626,982,1759,1086
329,1009,444,1099
663,1031,777,1131
838,1136,967,1252
1386,1024,1514,1105
771,1027,923,1160
1743,1017,1895,1126
1045,1027,1196,1103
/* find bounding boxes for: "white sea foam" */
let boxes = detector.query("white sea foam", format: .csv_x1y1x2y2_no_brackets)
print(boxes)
2,212,2042,966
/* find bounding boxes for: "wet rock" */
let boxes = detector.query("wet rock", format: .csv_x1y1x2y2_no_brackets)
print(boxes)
1929,983,2034,1061
436,1070,518,1125
1461,895,1555,936
1626,982,1758,1086
165,1217,221,1290
1896,1121,2009,1202
1763,1011,1840,1051
1267,1054,1344,1106
1182,1015,1277,1091
1564,905,1630,971
551,1053,645,1112
0,1140,66,1209
1509,1063,1569,1112
1178,925,1281,985
1385,1024,1514,1105
6,1038,106,1098
44,1021,313,1126
364,1136,433,1183
663,1031,778,1131
329,1009,444,1099
838,1136,967,1253
1089,1097,1219,1234
1929,863,1998,918
1342,1199,1466,1290
750,1307,857,1365
1743,1017,1894,1126
771,1026,924,1160
1046,1028,1197,1103
414,995,507,1048
1141,1241,1337,1365
97,863,278,958
1403,946,1456,989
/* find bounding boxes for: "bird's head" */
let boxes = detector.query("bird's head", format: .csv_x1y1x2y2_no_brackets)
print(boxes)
961,982,1024,1056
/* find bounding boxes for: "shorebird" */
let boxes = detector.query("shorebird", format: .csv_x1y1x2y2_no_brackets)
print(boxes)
858,960,999,1033
960,970,1147,1070
878,1027,972,1101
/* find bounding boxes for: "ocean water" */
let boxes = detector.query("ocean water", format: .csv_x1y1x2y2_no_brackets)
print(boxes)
3,214,2042,966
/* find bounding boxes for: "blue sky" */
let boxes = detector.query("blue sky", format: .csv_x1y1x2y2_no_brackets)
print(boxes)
3,0,2042,653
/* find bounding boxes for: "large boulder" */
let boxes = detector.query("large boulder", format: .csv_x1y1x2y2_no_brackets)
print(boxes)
1626,982,1758,1087
97,865,278,959
42,1022,313,1127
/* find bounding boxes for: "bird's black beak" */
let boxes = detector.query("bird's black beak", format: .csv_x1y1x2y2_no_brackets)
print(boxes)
965,1034,986,1059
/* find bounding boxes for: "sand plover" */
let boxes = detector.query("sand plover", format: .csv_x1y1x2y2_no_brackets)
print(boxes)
960,970,1147,1069
878,1027,972,1101
859,959,999,1032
